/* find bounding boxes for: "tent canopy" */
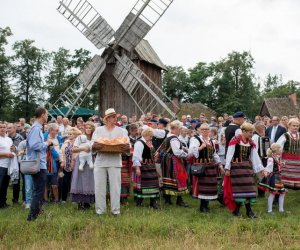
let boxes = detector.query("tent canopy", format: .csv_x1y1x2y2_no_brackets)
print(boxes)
48,107,98,118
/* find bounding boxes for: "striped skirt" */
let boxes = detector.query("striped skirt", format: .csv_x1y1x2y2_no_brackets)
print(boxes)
258,172,287,195
281,153,300,190
133,164,160,199
121,157,131,198
162,154,189,196
230,161,256,202
191,163,218,200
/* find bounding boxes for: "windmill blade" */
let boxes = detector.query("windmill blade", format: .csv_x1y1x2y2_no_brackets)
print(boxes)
48,55,106,118
114,0,174,52
57,0,115,49
113,54,178,118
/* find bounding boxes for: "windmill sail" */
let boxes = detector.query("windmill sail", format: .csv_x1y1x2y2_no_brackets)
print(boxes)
113,54,178,118
114,0,174,52
57,0,115,49
48,55,106,118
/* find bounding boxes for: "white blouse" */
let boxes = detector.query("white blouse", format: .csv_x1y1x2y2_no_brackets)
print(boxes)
225,140,264,173
168,133,187,158
188,135,221,164
132,137,147,167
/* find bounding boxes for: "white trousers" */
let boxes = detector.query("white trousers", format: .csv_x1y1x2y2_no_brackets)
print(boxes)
94,166,121,215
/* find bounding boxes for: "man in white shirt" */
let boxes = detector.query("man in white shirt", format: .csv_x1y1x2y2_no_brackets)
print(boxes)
0,122,14,209
92,108,129,216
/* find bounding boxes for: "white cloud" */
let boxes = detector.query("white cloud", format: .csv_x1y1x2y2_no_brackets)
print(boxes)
0,0,299,82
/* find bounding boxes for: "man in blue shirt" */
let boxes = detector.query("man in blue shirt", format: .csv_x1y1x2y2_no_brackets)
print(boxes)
26,107,53,221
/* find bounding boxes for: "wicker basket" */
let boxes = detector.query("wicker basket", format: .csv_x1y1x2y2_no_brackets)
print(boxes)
97,143,130,154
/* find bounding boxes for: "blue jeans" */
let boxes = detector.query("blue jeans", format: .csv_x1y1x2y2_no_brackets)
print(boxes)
28,169,47,219
24,175,33,205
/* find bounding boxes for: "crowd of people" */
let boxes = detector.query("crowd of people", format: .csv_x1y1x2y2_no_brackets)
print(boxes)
0,106,299,221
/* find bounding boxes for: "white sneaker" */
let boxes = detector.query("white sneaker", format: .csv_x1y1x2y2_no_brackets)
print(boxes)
79,163,84,171
25,204,31,209
89,162,94,170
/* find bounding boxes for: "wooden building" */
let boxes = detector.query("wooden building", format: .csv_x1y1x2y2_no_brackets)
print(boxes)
99,39,167,117
259,93,300,118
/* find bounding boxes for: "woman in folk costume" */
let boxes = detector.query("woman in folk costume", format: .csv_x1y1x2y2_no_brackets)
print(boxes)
258,143,288,214
277,118,300,190
132,127,160,209
189,123,224,212
224,122,267,218
120,124,141,205
161,120,189,207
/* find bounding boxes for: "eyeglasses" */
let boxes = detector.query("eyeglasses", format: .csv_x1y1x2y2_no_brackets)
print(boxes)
200,128,209,131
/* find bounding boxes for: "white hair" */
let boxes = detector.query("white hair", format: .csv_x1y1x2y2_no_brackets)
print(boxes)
170,120,183,129
48,123,59,131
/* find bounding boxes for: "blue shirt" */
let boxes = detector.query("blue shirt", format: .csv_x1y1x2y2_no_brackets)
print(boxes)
26,121,48,170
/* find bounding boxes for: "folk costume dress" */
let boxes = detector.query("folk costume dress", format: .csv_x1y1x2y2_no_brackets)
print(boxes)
258,155,287,195
132,138,160,202
189,135,221,200
277,132,300,189
161,134,189,197
225,135,264,204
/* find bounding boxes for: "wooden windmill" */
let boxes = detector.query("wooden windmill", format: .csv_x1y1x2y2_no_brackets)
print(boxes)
48,0,179,118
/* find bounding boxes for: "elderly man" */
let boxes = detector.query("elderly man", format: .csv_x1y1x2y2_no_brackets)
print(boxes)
7,123,24,204
92,108,129,216
266,116,287,144
120,115,129,129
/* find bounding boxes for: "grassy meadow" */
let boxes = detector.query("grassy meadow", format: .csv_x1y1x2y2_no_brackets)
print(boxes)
1,187,300,250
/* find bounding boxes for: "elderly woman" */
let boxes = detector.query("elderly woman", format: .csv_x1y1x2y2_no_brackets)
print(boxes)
161,120,189,207
277,118,300,189
189,123,223,212
43,123,63,203
225,122,266,218
132,127,160,209
70,121,95,210
60,127,81,203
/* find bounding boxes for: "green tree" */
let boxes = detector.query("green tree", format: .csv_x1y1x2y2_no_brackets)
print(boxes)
46,47,72,105
0,27,13,121
209,51,261,118
12,39,49,120
187,62,213,105
162,65,189,102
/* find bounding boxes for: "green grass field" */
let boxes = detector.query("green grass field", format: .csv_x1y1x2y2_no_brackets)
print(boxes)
1,188,300,250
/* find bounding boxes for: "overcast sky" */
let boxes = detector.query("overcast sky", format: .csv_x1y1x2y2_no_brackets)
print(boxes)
1,0,299,83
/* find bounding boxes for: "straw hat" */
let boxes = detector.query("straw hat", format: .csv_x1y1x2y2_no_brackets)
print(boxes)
103,108,117,123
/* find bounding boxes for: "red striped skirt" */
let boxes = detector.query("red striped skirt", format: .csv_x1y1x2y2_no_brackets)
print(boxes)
281,153,300,189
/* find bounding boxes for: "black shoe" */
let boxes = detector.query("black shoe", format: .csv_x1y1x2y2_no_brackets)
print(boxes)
150,200,160,210
27,214,38,222
200,206,209,213
120,197,129,205
78,203,85,210
176,200,189,207
112,213,121,217
176,196,189,207
164,195,173,205
232,203,241,217
247,210,258,219
83,203,91,209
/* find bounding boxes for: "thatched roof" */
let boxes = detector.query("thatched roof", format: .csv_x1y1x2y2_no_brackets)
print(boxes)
260,97,299,118
164,102,217,119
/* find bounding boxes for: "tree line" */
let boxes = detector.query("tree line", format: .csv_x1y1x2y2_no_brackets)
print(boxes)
1,26,298,121
162,52,299,119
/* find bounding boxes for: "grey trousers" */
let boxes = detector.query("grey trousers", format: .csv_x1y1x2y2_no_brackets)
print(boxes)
94,166,121,215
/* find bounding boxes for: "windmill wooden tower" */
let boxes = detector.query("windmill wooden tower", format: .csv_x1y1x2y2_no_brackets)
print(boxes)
48,0,178,118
